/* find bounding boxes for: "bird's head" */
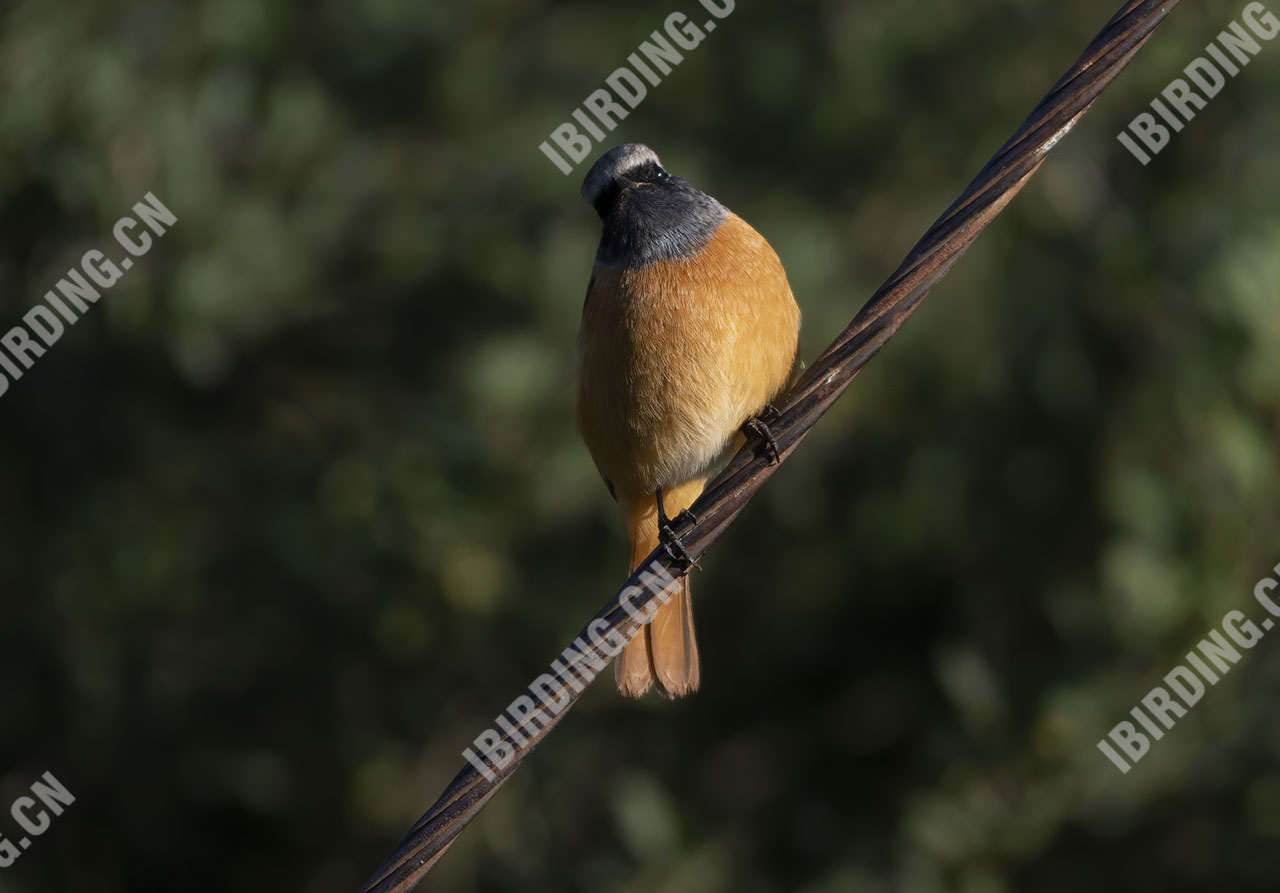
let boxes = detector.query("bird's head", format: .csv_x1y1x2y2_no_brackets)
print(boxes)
581,144,726,266
580,143,673,218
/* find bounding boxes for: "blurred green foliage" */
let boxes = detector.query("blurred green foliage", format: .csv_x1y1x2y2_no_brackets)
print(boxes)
1,0,1279,891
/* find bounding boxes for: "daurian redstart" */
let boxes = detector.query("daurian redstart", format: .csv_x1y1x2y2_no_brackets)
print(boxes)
575,144,801,698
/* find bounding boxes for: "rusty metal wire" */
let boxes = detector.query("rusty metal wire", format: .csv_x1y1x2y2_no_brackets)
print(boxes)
360,2,1182,889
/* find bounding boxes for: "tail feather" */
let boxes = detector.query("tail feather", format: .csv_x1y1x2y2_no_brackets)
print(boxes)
615,480,704,699
615,622,656,698
649,576,699,696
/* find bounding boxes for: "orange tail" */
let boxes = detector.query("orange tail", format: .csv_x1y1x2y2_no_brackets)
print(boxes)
615,480,704,699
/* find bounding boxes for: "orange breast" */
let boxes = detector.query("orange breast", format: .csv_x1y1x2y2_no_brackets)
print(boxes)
576,213,801,501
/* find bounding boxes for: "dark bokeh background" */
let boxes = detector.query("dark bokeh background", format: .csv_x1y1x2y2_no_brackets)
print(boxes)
2,1,1279,890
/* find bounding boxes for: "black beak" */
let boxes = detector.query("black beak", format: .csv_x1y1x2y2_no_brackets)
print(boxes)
592,175,641,219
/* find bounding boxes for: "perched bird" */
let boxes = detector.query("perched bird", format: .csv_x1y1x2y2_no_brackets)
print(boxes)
575,143,801,698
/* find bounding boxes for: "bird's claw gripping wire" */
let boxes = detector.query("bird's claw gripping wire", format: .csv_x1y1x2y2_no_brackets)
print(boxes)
655,489,702,570
743,403,783,464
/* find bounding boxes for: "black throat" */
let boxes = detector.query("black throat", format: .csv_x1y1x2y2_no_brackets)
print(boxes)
593,175,727,268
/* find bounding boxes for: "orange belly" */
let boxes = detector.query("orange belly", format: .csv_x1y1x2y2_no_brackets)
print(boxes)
576,212,801,501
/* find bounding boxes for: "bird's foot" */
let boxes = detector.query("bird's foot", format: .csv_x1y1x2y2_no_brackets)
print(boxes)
743,403,783,464
655,489,701,570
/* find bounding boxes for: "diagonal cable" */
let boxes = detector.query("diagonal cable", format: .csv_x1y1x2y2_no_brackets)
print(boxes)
361,2,1182,889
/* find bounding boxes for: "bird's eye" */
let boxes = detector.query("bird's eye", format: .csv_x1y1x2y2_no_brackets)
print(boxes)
655,168,669,180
